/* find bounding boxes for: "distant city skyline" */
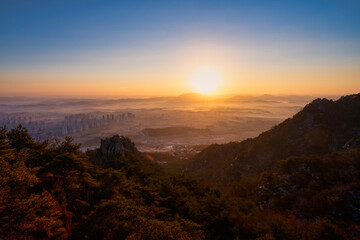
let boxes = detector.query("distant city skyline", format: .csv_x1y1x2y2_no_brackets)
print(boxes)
1,0,360,97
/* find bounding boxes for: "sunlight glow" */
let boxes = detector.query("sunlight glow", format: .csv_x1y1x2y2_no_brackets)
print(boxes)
191,68,221,94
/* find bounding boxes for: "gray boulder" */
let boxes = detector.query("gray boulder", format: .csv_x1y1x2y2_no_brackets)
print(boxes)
100,135,137,156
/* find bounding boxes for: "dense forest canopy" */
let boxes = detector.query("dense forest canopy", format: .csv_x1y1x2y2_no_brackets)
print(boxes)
0,123,359,239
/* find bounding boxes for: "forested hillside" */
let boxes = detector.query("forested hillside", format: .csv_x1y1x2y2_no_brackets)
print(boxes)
186,94,360,184
1,124,359,239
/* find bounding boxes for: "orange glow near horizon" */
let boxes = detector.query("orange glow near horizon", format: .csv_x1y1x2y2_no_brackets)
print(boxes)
1,69,360,98
0,55,360,98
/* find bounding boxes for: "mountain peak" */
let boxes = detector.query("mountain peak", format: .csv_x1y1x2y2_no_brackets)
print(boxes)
187,93,360,183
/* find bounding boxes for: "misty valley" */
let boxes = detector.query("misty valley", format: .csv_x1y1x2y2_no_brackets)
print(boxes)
0,94,314,162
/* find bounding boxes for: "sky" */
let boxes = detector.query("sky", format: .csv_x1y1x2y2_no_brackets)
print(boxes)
0,0,359,97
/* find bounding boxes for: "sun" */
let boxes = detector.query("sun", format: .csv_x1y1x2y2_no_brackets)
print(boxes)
190,68,221,94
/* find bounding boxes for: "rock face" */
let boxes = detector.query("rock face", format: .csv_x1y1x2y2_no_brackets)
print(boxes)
100,135,137,156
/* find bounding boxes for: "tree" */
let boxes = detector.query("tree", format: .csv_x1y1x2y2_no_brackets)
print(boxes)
7,124,34,151
0,155,68,239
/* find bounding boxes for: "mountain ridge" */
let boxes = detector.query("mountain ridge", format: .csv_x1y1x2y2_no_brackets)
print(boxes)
186,93,360,184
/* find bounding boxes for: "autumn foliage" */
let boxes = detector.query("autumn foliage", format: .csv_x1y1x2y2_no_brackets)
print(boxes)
0,125,358,239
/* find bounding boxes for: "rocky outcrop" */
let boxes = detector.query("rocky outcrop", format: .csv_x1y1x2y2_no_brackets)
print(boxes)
100,135,137,156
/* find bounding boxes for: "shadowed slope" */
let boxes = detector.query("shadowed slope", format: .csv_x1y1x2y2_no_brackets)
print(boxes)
187,93,360,184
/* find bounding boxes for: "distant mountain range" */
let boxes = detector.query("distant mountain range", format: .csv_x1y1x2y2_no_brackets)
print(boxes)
186,93,360,184
0,93,324,107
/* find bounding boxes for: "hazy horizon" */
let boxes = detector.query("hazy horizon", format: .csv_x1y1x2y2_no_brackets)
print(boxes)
0,91,346,100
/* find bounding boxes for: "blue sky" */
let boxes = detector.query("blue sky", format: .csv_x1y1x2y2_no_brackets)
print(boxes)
0,0,359,96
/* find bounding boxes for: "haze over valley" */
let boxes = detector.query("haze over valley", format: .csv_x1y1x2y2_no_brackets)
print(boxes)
0,93,322,160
